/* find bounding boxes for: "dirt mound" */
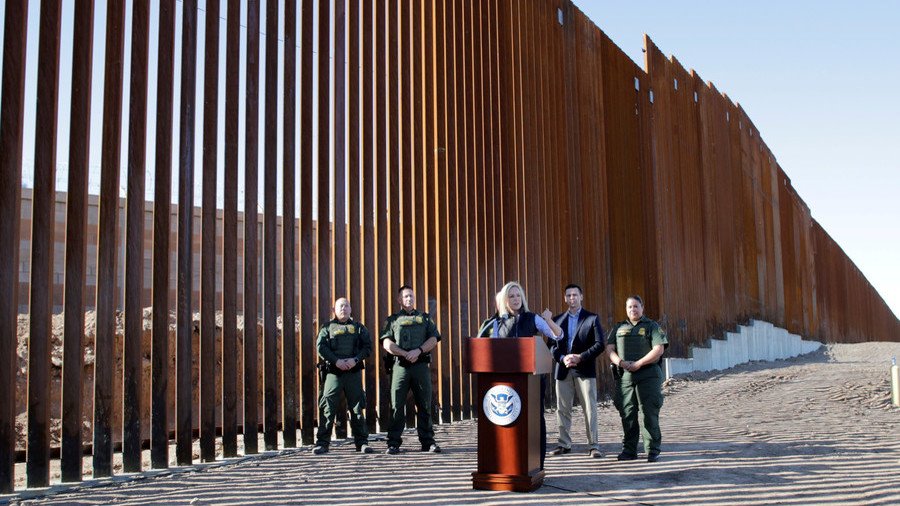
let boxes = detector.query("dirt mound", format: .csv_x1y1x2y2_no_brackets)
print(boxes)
14,309,301,451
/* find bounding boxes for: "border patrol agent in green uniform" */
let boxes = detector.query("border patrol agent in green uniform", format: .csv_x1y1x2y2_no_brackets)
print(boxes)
606,295,668,462
313,297,373,455
381,286,442,454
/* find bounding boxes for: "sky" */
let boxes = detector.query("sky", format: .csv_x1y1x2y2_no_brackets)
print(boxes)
571,0,899,317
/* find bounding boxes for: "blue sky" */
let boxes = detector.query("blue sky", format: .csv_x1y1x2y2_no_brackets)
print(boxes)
571,0,900,317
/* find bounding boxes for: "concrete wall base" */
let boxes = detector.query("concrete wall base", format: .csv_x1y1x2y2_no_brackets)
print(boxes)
664,320,823,380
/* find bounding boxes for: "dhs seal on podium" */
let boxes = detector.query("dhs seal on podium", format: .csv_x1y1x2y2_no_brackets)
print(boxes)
483,385,522,426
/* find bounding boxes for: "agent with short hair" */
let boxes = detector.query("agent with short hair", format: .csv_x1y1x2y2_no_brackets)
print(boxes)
606,295,668,462
549,283,605,458
313,297,373,455
381,285,442,454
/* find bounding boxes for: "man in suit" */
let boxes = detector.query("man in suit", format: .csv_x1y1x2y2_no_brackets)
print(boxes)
549,284,606,458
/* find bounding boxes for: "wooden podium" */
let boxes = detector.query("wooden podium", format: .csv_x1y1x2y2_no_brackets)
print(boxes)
464,336,552,492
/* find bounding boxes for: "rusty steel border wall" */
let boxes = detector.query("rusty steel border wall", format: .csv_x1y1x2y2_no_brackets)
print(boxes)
1,0,897,491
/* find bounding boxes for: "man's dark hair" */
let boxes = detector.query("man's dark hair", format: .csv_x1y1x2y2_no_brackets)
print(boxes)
564,283,583,294
398,284,414,294
626,294,643,305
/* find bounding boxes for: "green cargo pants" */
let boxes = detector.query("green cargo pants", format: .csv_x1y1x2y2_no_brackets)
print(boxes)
387,362,434,448
613,365,664,454
316,370,368,447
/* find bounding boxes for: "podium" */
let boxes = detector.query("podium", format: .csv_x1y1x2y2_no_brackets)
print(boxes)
464,336,552,492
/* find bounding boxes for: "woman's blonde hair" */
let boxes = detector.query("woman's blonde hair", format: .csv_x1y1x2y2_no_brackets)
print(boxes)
495,281,529,317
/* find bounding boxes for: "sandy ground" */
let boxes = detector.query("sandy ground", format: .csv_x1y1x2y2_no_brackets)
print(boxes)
4,341,899,505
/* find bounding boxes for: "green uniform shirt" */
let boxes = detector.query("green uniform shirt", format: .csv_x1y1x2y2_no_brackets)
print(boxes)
608,316,668,363
316,318,372,366
380,309,441,351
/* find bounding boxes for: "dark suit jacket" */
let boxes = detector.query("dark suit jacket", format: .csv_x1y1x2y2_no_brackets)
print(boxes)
552,309,605,380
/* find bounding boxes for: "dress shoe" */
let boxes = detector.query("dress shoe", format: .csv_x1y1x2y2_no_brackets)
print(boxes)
422,444,442,453
549,446,571,455
647,452,660,462
616,451,638,461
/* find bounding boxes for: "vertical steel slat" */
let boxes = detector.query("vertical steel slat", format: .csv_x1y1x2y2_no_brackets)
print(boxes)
505,0,521,282
485,0,495,309
221,0,240,459
572,10,590,303
560,2,579,290
397,0,417,429
521,0,536,288
547,2,563,298
199,0,220,464
585,10,604,306
243,0,261,456
332,0,350,441
532,1,552,309
506,0,524,282
640,43,656,317
575,6,592,298
386,0,400,315
518,0,534,297
710,88,737,326
425,0,450,425
316,0,333,438
298,0,316,445
347,0,365,435
429,0,448,424
93,0,126,479
468,0,485,315
60,0,95,483
696,71,718,337
531,0,544,297
451,0,471,419
485,0,503,286
517,0,531,287
399,0,413,292
348,0,361,348
646,39,670,320
0,0,29,493
0,0,30,493
360,0,379,435
412,0,426,301
477,0,495,310
262,0,279,451
384,0,400,303
541,0,557,304
176,0,198,467
375,0,393,432
333,0,347,301
683,63,708,342
632,56,652,325
282,0,298,449
591,23,614,319
123,0,151,473
552,5,566,309
473,0,488,295
465,0,481,322
151,0,176,470
435,0,464,421
418,0,438,425
25,0,62,488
